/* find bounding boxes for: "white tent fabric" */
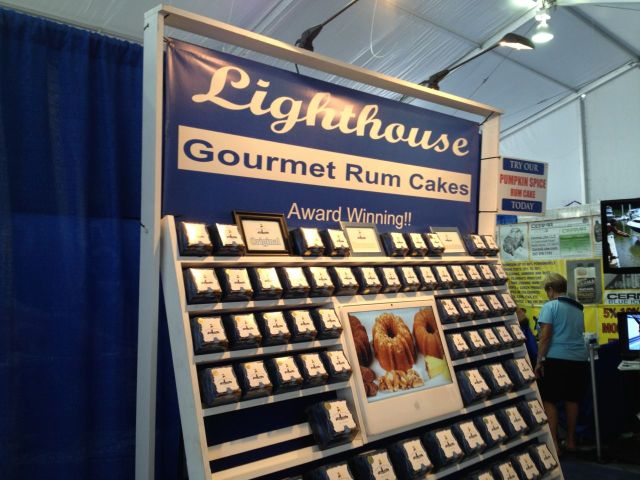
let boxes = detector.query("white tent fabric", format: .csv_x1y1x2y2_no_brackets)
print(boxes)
2,0,639,207
501,101,585,208
584,68,640,203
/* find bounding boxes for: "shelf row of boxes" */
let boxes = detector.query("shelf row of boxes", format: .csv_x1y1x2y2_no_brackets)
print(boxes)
302,394,555,480
184,263,511,304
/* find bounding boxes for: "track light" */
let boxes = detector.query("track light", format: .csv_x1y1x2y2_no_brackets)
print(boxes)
499,33,535,51
532,5,554,44
425,33,534,90
295,0,360,51
532,22,554,43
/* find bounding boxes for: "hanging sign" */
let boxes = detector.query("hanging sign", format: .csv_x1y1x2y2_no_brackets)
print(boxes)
498,157,548,215
162,39,481,233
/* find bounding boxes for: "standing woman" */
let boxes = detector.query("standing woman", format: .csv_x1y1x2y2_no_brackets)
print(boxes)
535,273,588,453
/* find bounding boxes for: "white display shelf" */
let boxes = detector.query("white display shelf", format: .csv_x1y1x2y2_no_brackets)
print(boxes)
434,285,507,295
159,214,562,480
451,346,522,366
210,439,364,480
208,422,312,460
202,381,350,416
429,428,548,479
460,387,535,416
441,314,515,331
194,338,342,364
186,286,508,315
179,254,499,267
186,297,332,315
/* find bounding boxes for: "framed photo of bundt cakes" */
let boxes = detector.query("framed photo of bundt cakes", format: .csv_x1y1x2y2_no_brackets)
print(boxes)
338,300,463,436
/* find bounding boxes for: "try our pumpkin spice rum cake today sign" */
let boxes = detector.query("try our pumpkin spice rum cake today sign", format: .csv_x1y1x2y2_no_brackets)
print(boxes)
162,39,482,233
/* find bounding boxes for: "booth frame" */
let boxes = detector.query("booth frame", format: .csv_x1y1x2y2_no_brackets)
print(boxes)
137,4,515,480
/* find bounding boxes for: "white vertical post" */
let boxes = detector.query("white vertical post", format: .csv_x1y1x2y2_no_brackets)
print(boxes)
578,97,589,204
136,7,164,480
478,114,502,235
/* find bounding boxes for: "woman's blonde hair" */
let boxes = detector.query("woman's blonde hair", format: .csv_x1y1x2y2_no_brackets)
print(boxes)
543,272,567,293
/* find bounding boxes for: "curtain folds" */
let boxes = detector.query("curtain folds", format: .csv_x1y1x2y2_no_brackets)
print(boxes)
0,8,178,479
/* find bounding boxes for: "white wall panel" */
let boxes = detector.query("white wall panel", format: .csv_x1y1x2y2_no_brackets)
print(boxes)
584,68,640,203
500,101,584,209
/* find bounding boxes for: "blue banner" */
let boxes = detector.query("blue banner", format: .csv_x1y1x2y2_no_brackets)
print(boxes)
163,39,481,233
501,199,544,214
502,158,545,176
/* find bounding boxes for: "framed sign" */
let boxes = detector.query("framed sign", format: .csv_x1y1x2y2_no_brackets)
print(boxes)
430,227,467,255
340,222,384,256
233,211,291,255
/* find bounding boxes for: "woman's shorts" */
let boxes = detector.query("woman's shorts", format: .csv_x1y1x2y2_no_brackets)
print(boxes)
539,358,588,402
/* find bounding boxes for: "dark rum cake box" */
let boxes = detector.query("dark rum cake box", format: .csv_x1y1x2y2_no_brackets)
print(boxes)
307,400,358,450
388,437,433,479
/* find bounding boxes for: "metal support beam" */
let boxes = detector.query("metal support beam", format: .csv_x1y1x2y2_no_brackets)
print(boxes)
500,61,638,138
578,96,589,204
565,6,640,61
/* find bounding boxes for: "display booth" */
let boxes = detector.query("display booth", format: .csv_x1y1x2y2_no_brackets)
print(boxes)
496,203,640,344
136,5,562,480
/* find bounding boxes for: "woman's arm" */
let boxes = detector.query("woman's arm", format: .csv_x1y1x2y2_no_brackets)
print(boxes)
535,323,553,377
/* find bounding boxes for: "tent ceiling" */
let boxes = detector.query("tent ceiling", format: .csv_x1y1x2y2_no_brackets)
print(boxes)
3,0,639,130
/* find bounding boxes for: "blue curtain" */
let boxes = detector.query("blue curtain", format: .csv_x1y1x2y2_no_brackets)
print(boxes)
0,8,178,479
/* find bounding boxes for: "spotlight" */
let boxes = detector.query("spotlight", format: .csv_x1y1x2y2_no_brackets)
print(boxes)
532,7,554,44
425,33,534,90
295,0,360,52
532,21,554,43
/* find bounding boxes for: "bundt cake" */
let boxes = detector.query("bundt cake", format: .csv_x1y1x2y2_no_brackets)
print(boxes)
349,315,373,366
372,313,416,371
413,308,444,359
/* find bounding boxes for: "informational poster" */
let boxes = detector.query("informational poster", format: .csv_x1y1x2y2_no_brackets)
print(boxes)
163,39,481,233
501,260,565,307
498,157,548,215
529,218,593,260
499,213,639,343
498,224,530,261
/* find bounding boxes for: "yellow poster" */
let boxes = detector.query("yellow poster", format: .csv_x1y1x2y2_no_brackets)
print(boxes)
597,305,638,344
503,260,566,308
584,306,597,335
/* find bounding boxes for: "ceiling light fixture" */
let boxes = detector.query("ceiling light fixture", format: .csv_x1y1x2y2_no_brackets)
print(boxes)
532,2,554,44
295,0,360,51
425,33,534,90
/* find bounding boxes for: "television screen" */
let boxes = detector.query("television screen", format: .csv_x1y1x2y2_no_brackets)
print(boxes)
347,305,452,403
626,314,640,351
600,198,640,273
339,300,463,436
617,311,640,359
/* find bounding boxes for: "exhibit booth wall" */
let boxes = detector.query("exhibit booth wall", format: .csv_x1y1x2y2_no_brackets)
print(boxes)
500,66,640,208
496,203,640,441
0,7,181,480
496,203,639,344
